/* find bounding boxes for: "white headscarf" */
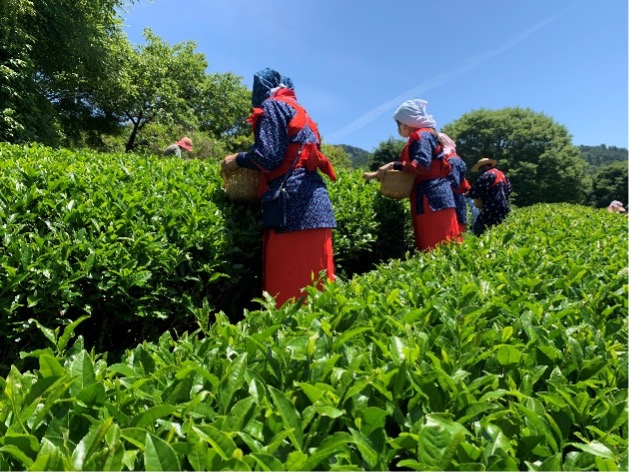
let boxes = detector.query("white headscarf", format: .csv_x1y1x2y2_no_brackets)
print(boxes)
438,132,456,155
393,99,436,129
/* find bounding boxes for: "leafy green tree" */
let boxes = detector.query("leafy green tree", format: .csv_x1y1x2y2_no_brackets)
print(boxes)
196,72,252,140
442,108,589,207
0,0,137,145
368,137,406,171
589,161,628,208
321,143,353,171
579,144,629,167
99,29,208,152
0,0,38,142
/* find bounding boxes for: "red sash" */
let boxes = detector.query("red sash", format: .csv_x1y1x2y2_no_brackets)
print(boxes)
400,128,451,182
489,168,508,188
246,89,336,190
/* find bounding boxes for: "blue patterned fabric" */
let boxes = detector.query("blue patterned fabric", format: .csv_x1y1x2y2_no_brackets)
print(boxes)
447,155,468,225
469,168,512,235
236,97,336,233
251,68,295,108
397,131,455,214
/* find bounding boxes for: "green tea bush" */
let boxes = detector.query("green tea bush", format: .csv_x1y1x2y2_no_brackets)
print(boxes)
0,203,627,471
0,143,408,361
330,171,413,277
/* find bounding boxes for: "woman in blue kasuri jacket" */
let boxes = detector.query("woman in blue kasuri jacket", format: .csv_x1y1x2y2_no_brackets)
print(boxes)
468,157,512,236
222,68,337,308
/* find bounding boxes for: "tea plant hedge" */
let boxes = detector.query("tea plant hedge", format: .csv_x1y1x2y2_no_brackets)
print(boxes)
0,143,409,362
0,202,627,471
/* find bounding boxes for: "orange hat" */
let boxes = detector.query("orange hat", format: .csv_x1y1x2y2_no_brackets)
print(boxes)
177,136,193,152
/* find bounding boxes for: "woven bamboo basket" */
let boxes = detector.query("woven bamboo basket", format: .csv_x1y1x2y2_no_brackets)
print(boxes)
380,170,414,199
223,168,260,202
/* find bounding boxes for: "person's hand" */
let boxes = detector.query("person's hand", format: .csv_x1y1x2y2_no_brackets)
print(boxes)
221,153,239,176
376,162,396,181
362,171,379,182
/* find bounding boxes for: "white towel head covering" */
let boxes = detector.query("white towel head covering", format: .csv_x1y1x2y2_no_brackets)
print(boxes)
393,99,436,129
438,132,456,155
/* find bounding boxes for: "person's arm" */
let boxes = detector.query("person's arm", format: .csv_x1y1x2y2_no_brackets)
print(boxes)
240,100,293,172
223,100,294,174
400,132,434,176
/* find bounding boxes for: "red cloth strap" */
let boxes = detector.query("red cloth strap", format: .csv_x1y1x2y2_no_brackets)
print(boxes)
400,128,451,181
250,89,336,186
456,179,471,194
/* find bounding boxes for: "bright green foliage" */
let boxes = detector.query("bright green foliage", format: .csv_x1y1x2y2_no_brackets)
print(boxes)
320,143,353,171
0,143,411,362
0,0,137,145
100,30,252,154
103,29,209,152
195,72,253,141
442,108,590,207
0,202,626,471
330,171,413,276
0,143,259,359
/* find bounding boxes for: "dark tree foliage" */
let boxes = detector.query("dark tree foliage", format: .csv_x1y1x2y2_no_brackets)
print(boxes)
368,137,406,171
442,108,590,207
589,161,628,208
579,144,628,167
0,0,137,146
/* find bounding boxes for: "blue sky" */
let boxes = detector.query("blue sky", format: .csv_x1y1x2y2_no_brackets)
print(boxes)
120,0,628,153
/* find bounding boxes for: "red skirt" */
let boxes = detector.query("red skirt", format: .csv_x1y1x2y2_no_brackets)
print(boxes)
411,195,461,251
263,228,335,307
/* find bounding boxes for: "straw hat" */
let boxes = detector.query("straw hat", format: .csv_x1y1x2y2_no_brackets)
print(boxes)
472,157,497,172
177,136,193,152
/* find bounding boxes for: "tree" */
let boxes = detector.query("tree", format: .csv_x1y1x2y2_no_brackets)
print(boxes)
442,108,590,207
579,144,629,167
196,72,252,140
100,29,209,152
589,161,628,208
368,137,406,171
0,0,137,145
321,143,353,171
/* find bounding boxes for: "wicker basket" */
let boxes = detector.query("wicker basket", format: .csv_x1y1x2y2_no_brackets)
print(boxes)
223,168,260,202
380,170,414,199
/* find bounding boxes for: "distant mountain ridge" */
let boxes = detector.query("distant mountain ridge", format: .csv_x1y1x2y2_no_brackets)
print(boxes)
336,144,371,169
335,143,628,170
578,144,628,167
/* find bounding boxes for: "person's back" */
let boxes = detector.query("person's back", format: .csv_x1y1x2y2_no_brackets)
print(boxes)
469,158,512,235
163,137,193,159
478,168,511,220
163,143,182,158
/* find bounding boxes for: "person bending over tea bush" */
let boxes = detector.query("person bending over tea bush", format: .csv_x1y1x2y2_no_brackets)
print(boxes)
468,157,513,235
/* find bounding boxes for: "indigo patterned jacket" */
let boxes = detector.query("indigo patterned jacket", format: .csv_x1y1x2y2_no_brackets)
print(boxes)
469,168,512,225
236,96,336,232
447,154,470,226
394,130,455,215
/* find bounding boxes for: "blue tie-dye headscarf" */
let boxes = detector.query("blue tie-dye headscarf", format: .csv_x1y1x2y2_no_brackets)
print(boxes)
251,67,294,108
